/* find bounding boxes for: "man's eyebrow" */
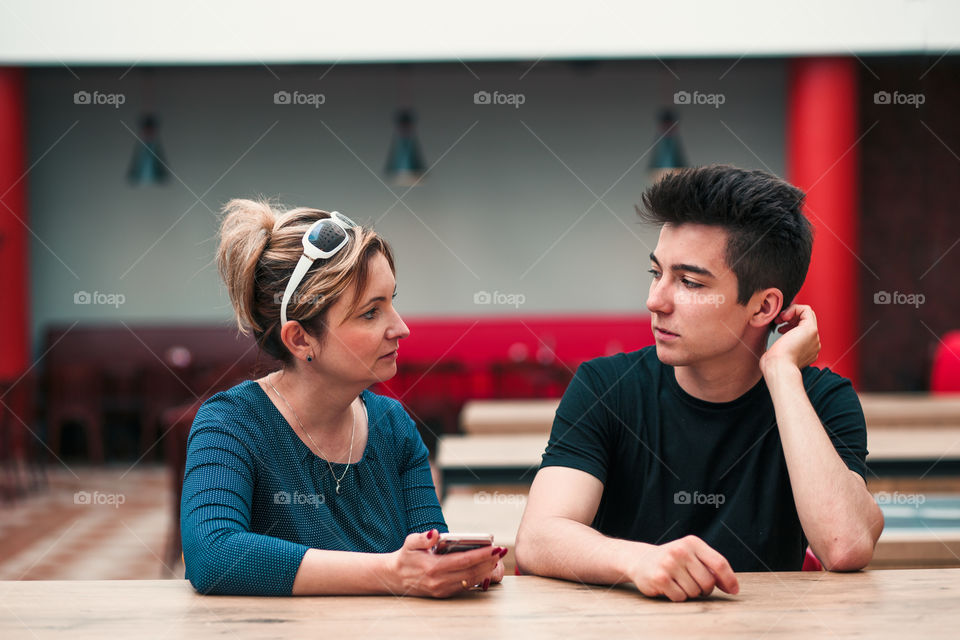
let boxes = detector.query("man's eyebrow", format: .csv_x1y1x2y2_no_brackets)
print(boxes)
649,252,716,278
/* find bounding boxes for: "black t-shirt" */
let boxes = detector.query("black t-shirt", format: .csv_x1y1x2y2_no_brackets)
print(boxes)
540,346,867,571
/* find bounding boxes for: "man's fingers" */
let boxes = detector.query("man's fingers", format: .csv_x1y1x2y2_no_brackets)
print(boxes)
778,305,797,322
685,558,718,597
672,569,703,599
694,543,739,595
667,578,697,602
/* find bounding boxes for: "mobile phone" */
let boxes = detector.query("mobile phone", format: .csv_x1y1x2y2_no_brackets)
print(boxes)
432,532,494,554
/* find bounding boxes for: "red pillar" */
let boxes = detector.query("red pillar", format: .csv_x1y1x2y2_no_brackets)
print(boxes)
788,57,859,386
0,67,29,380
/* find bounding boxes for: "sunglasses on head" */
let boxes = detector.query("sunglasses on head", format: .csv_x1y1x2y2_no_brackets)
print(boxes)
280,211,358,325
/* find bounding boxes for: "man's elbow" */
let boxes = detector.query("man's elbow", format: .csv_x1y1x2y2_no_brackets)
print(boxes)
821,520,883,571
514,520,542,575
821,502,885,572
821,540,875,572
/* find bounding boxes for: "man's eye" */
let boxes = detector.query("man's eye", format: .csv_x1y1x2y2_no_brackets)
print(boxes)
648,269,661,278
681,279,703,289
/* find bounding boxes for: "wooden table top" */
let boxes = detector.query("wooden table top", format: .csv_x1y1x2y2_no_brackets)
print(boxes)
2,571,958,638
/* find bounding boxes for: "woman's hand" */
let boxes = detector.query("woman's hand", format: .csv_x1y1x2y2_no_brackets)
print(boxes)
387,530,506,598
490,559,506,585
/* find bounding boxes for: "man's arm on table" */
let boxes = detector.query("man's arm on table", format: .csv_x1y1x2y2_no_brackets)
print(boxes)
761,305,885,571
515,466,739,601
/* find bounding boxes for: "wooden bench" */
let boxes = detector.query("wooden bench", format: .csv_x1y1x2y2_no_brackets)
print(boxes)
460,399,558,435
460,394,960,435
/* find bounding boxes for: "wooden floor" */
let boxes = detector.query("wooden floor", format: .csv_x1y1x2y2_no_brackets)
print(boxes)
0,465,181,580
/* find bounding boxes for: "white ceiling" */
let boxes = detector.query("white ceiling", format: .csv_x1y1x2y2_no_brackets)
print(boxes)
1,0,957,65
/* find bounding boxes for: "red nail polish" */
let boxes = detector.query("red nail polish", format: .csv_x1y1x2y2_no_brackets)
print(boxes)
482,578,490,591
499,548,508,558
491,547,500,556
427,530,435,540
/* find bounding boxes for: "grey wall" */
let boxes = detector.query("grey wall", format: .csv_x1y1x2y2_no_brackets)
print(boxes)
26,59,786,350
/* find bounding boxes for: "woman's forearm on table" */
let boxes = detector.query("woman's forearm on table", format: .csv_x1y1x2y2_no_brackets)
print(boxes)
291,548,397,595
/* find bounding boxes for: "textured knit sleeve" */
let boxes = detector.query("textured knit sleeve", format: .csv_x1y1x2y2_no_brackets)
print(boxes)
180,394,310,595
390,402,448,535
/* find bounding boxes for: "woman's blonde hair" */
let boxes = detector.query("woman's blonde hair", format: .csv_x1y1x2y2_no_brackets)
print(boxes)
216,198,395,363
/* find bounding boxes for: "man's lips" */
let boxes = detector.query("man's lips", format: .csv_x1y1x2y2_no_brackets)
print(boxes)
378,349,398,359
655,327,679,337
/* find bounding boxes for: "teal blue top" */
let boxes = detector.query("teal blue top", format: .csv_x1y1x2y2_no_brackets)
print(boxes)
180,380,447,595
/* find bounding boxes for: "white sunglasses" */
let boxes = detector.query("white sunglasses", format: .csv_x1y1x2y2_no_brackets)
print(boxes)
279,211,357,325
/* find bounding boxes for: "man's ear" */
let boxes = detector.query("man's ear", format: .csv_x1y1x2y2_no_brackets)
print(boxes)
749,288,783,329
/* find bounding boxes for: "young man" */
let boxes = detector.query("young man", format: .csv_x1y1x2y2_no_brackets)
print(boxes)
515,165,884,602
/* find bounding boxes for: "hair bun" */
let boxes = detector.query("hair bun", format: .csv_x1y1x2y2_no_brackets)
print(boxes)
217,198,280,334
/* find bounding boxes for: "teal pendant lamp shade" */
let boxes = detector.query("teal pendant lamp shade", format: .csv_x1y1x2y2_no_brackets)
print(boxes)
385,108,426,187
128,114,170,186
649,109,687,181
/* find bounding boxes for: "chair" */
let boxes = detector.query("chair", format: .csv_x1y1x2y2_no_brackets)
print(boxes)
802,546,824,571
931,330,960,393
139,364,196,458
45,364,105,463
391,360,471,441
0,373,45,502
162,400,203,573
491,360,573,399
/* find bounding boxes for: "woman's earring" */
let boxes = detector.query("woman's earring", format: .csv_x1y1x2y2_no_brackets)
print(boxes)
306,355,313,362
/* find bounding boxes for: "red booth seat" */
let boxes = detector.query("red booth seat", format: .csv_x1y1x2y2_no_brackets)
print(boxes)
374,314,654,431
931,330,960,393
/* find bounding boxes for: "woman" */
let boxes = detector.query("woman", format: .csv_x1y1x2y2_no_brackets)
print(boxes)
181,199,505,596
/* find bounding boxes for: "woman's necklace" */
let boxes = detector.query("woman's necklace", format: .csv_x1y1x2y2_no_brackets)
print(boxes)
267,376,359,495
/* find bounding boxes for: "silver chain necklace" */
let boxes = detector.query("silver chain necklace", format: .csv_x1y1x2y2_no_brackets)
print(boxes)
267,375,360,495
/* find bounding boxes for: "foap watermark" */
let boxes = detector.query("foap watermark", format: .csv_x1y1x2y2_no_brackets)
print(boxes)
273,292,324,306
676,291,725,307
74,491,126,508
474,290,526,309
874,290,925,308
875,491,926,508
73,90,126,108
473,90,526,109
273,90,326,108
674,490,725,508
74,291,126,308
474,491,527,506
273,491,325,507
674,90,725,109
873,91,925,109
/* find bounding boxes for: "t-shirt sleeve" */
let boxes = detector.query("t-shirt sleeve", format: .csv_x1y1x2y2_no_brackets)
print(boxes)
809,371,869,479
539,362,615,484
180,395,310,596
394,405,448,535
